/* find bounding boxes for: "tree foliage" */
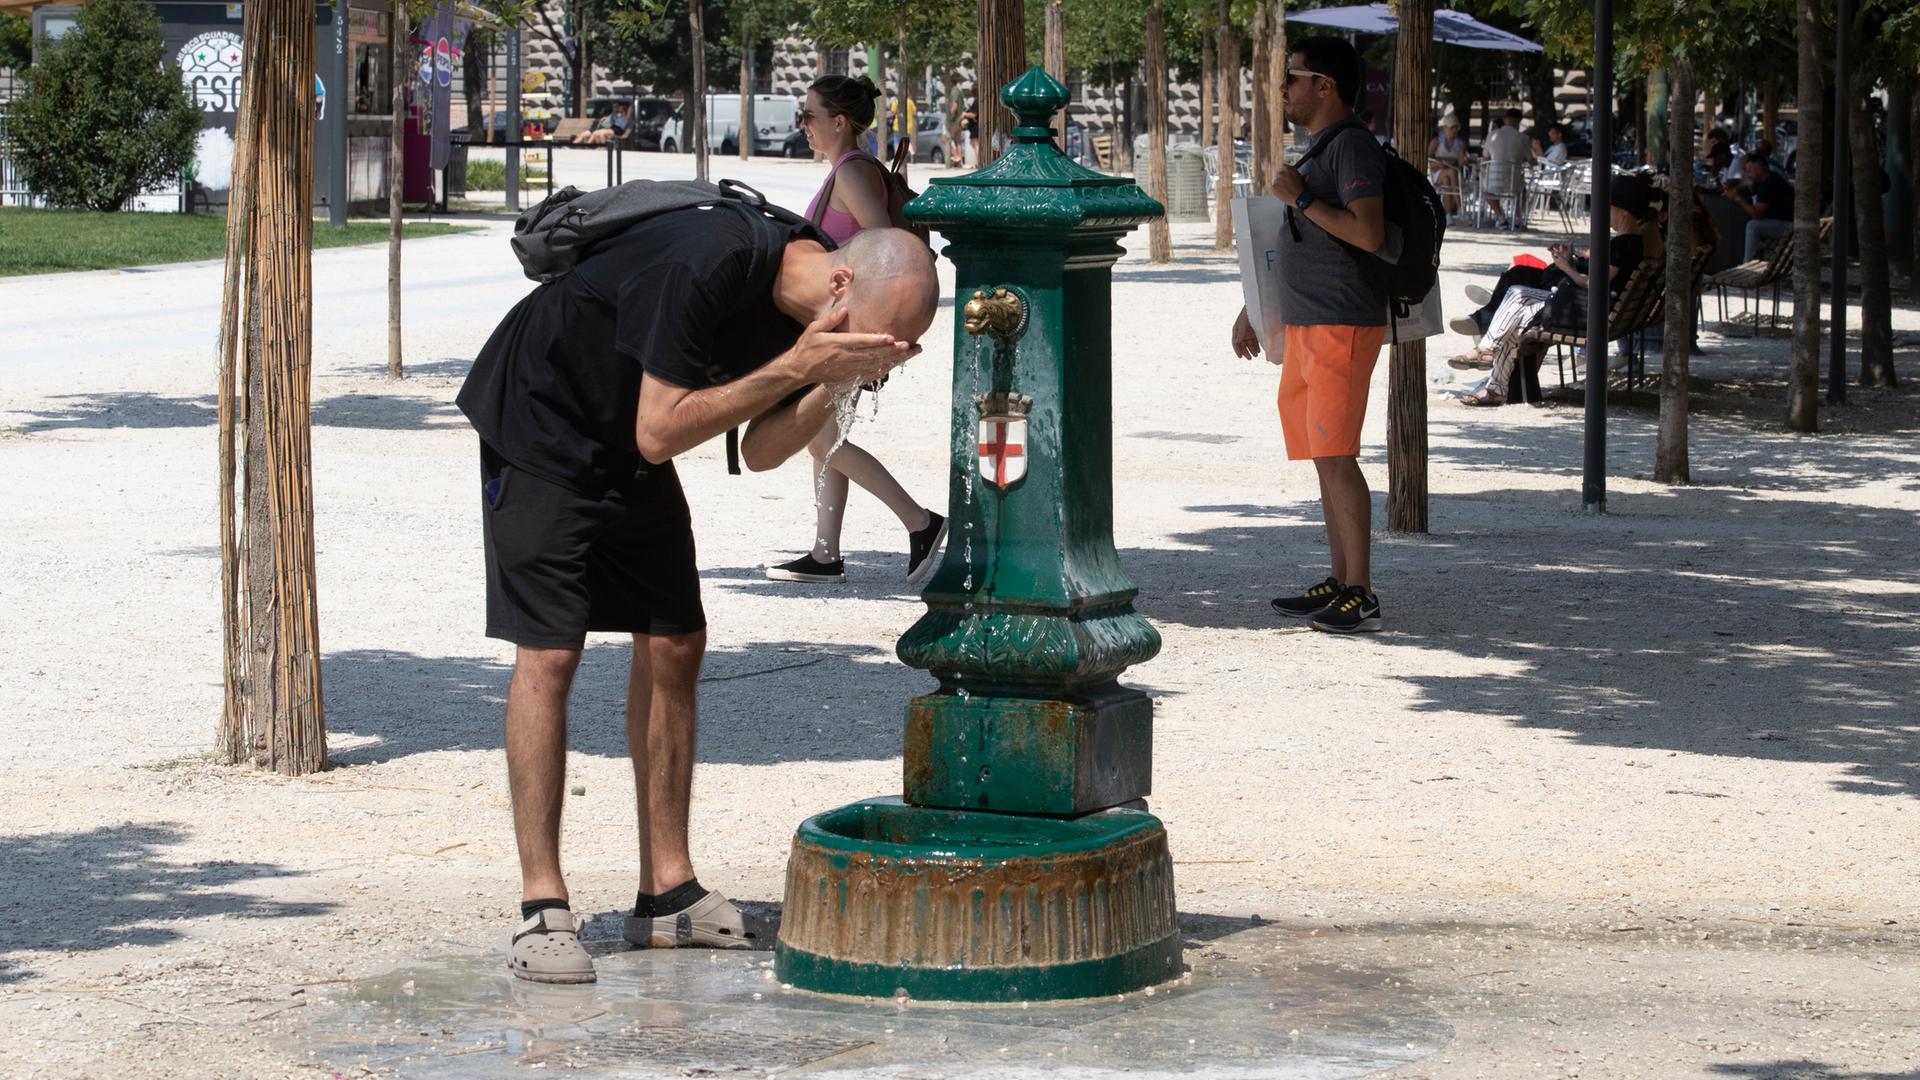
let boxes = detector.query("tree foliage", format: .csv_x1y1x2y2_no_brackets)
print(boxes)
11,0,202,210
0,11,33,71
593,0,740,100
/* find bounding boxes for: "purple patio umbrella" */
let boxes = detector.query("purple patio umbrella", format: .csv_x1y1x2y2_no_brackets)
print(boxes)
1285,3,1544,52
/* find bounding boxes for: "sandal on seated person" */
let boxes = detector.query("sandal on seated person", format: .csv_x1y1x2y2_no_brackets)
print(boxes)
1461,386,1506,407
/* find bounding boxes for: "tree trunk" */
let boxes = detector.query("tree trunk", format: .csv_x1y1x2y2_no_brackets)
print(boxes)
975,0,1025,167
739,25,753,162
219,0,327,774
1656,58,1696,484
1787,0,1823,432
389,0,404,380
465,32,488,141
1851,81,1894,387
1912,93,1920,303
691,0,708,181
1146,0,1171,263
1118,66,1136,172
1212,0,1239,252
1527,50,1557,132
1761,78,1778,144
1248,2,1272,194
1200,33,1213,151
1266,1,1287,166
1386,0,1432,533
1044,0,1065,146
576,3,589,118
897,24,911,161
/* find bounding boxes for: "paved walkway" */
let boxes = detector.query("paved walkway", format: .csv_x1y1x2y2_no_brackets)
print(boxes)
1,152,1916,1078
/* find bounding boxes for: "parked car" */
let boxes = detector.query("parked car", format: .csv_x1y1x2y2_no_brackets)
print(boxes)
662,93,803,156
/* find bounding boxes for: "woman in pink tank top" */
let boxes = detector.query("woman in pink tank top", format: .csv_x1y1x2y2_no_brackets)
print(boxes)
766,75,947,586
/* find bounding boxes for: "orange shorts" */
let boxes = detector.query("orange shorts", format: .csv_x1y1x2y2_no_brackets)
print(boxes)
1277,324,1387,460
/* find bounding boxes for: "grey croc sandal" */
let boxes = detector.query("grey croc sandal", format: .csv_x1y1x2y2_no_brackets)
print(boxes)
622,890,756,949
509,908,597,984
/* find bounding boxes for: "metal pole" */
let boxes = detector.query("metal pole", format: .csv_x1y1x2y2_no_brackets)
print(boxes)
1827,0,1850,403
1582,0,1612,514
506,26,521,213
328,0,349,225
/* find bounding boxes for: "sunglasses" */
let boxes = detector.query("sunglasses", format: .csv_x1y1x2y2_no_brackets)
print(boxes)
1285,69,1328,85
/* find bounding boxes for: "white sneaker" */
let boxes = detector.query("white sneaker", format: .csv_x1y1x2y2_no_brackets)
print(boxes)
1464,284,1493,306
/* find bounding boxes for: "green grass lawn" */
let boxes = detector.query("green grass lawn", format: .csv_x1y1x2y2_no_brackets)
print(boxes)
0,209,477,276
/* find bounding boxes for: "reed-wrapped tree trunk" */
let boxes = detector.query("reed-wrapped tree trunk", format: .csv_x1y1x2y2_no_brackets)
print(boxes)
1212,0,1239,251
739,23,753,161
388,0,404,380
1146,0,1171,263
1386,0,1432,532
1044,0,1065,147
217,0,327,774
976,0,1025,167
1265,1,1287,172
1850,73,1895,387
1787,0,1824,432
1656,57,1696,484
1248,2,1272,194
691,0,708,181
1912,97,1920,304
1200,33,1213,151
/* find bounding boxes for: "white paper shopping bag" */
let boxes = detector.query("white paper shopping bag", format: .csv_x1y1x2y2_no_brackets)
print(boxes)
1232,195,1290,362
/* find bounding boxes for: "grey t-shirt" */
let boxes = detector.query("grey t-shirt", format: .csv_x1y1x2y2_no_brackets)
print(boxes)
1280,123,1388,328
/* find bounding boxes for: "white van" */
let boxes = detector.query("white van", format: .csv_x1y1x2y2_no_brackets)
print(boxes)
661,93,802,156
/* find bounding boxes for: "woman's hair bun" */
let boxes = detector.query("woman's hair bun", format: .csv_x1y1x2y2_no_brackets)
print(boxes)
855,75,881,100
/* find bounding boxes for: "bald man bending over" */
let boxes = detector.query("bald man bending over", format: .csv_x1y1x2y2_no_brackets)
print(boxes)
458,214,938,985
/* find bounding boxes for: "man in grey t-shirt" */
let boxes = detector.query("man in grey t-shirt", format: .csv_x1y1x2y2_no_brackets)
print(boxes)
1229,35,1388,634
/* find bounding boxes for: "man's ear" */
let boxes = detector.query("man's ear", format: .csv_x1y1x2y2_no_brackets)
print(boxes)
828,264,855,303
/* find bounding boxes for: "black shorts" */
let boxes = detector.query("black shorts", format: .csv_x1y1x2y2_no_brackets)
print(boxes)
481,443,706,648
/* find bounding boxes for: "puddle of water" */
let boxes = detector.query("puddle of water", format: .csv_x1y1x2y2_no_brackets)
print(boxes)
281,920,1450,1079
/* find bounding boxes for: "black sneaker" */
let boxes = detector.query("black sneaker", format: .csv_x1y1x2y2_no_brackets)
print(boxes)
906,510,947,585
1270,576,1343,618
1308,586,1382,634
765,554,846,583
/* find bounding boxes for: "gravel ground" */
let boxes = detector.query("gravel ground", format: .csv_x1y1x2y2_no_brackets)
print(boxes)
1,150,1916,1078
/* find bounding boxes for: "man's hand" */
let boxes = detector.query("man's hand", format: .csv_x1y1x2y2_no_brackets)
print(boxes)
786,307,920,389
1232,306,1268,362
1271,164,1306,205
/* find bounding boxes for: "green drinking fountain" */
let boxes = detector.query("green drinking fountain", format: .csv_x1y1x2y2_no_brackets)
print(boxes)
774,67,1177,1002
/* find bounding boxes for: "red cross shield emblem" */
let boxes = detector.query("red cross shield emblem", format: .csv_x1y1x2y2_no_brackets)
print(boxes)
978,417,1027,489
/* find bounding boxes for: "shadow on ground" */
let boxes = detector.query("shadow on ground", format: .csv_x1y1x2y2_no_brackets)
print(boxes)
323,639,914,767
17,390,467,432
0,823,332,984
1126,395,1920,799
1709,1064,1920,1080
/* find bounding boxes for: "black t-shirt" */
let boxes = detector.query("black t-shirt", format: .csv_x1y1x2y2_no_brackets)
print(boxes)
1748,171,1794,220
458,202,818,495
1606,232,1644,287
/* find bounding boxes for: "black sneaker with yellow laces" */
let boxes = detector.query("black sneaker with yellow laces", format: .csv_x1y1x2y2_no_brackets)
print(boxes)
1308,585,1382,634
1270,576,1342,618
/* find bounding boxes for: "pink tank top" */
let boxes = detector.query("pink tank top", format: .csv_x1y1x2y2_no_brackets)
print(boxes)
805,151,878,246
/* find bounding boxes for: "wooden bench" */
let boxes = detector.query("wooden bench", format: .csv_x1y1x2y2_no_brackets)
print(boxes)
1706,215,1832,336
1510,259,1665,400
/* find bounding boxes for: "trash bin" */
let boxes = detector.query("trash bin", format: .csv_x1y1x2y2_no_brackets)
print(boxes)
445,140,469,198
1164,145,1209,222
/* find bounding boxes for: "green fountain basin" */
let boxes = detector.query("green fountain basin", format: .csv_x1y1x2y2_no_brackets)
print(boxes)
774,797,1182,1002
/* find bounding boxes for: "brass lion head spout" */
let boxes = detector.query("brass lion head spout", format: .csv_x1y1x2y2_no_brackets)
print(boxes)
963,287,1027,339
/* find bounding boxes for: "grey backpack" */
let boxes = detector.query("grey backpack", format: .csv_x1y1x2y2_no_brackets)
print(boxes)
511,178,810,283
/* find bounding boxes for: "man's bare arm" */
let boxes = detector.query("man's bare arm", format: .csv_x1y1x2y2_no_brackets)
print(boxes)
738,385,835,471
634,308,916,465
1303,194,1386,253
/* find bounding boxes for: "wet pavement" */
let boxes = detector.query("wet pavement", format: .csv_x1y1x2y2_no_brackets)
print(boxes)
284,913,1451,1078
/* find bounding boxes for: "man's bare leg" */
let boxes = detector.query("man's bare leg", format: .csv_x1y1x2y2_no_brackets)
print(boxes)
1314,456,1371,591
628,629,705,894
507,646,582,903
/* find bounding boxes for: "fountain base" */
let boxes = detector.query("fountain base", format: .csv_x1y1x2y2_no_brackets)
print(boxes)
774,797,1181,1002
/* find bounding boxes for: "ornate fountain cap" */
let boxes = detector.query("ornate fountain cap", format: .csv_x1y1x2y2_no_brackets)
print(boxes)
1003,68,1071,143
907,66,1163,238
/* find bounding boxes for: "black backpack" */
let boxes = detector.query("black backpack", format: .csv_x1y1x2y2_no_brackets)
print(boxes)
510,178,825,474
511,178,817,282
1289,120,1447,334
